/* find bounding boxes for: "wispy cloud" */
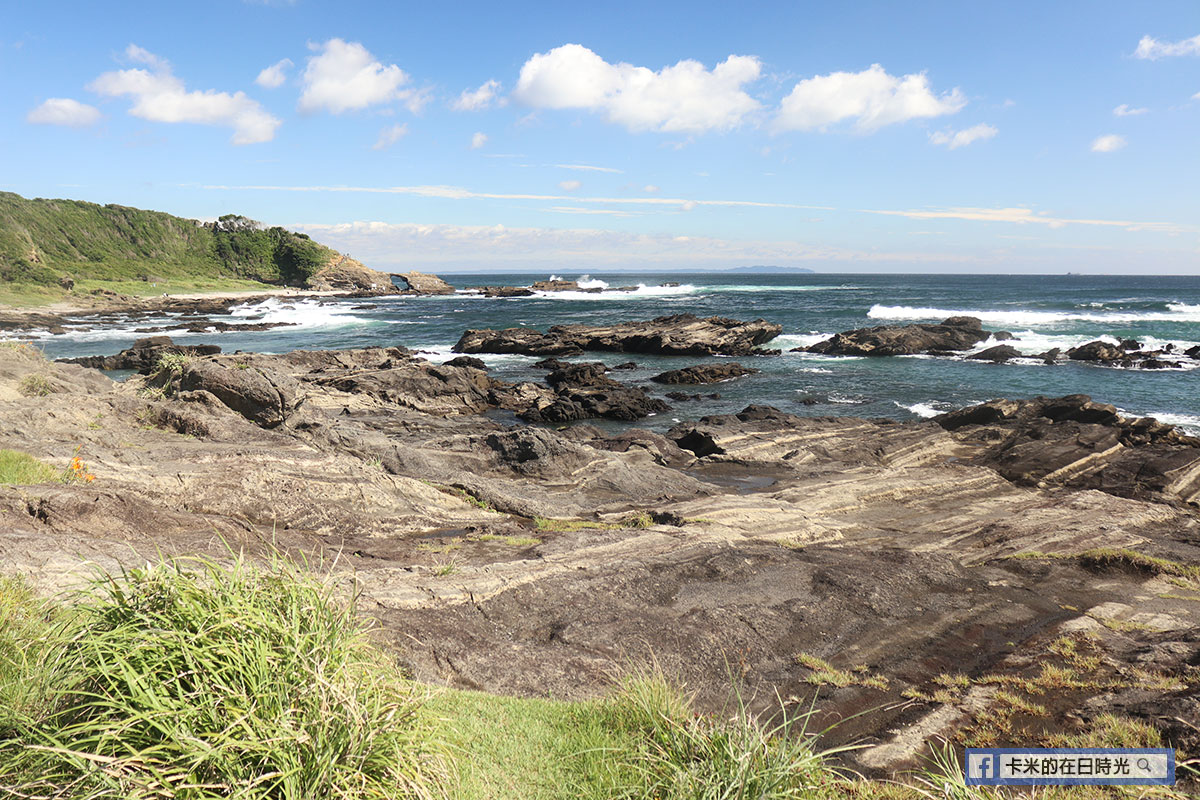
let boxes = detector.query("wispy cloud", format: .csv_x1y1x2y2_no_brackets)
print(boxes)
553,163,623,173
546,206,637,217
470,131,487,149
288,219,964,270
863,206,1187,233
196,181,833,211
928,123,997,149
1113,104,1147,116
373,123,408,150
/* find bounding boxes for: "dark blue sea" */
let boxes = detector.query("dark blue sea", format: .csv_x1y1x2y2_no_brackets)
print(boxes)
30,272,1200,435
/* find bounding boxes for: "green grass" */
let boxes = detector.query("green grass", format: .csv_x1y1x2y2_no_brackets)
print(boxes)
0,563,1192,800
422,690,629,800
0,555,446,799
0,448,57,484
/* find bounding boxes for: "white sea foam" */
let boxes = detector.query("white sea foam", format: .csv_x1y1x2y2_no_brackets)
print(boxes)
702,284,862,293
774,333,830,349
415,346,534,366
530,283,698,300
868,304,1200,326
796,367,833,374
1119,410,1200,436
893,400,951,419
827,393,866,404
227,298,369,329
576,274,609,290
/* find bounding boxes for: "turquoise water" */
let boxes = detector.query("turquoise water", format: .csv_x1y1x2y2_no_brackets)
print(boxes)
29,272,1200,434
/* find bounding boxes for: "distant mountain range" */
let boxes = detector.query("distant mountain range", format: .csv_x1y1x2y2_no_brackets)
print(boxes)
727,265,815,273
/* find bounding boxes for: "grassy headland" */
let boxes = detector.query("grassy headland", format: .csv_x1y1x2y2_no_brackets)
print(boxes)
0,191,341,306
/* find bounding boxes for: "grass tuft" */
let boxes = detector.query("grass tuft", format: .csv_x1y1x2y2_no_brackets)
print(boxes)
0,555,447,799
598,668,858,799
16,372,55,397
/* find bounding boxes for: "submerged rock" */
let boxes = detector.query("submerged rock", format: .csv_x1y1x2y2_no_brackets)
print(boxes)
651,363,760,384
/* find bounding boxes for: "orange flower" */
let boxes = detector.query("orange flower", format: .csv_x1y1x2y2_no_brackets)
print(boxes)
85,474,96,483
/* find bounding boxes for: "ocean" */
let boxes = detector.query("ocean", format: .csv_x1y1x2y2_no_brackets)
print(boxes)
27,272,1200,436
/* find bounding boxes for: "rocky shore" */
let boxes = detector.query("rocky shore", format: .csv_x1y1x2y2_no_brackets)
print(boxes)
2,332,1197,776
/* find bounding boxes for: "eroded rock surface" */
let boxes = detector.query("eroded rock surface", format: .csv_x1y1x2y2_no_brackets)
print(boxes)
1,345,1196,783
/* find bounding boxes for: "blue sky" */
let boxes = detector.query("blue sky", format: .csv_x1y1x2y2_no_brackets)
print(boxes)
2,1,1198,273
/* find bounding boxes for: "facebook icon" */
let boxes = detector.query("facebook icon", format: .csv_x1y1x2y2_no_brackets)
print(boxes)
968,752,999,782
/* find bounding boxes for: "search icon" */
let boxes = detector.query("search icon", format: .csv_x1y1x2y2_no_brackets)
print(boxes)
1136,757,1152,772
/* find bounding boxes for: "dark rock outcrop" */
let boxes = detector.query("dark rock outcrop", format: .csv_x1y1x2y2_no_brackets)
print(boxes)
530,279,580,292
471,286,535,298
454,314,783,357
651,363,760,384
443,356,487,371
968,345,1022,363
805,317,991,357
518,362,670,423
59,336,221,373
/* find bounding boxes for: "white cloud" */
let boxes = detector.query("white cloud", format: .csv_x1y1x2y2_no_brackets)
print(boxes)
298,38,411,114
512,43,761,133
1113,104,1148,116
1134,34,1200,60
643,185,660,193
88,45,280,144
558,180,582,191
373,123,408,150
453,79,502,111
775,64,965,133
929,123,997,149
27,98,101,127
864,206,1185,234
1091,134,1126,153
470,131,487,149
256,58,293,89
